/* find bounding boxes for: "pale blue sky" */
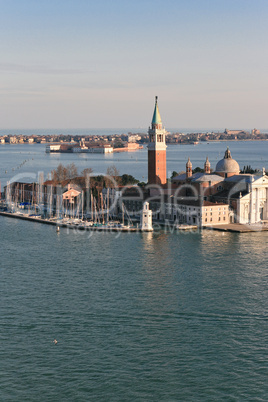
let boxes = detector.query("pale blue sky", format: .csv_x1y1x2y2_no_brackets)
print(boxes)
0,0,268,130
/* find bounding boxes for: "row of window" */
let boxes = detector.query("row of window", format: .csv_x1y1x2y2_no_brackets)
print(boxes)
205,216,226,222
204,207,226,211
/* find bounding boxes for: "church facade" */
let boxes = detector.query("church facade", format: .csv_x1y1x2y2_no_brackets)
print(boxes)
144,97,268,227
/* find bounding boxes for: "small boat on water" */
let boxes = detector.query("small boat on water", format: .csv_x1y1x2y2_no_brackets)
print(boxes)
176,224,198,230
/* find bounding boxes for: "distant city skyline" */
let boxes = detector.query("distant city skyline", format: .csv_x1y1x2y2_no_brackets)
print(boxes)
1,0,268,129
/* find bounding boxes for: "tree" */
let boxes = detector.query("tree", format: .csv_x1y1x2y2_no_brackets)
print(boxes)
68,163,78,179
241,165,258,174
112,137,125,148
121,174,139,186
81,168,93,177
105,165,121,187
106,165,120,177
138,182,146,188
51,163,68,183
171,171,178,179
51,163,78,183
192,167,204,174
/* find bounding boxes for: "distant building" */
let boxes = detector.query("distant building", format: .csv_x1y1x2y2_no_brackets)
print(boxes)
128,134,141,142
9,136,18,144
224,129,248,135
251,128,260,135
46,144,61,153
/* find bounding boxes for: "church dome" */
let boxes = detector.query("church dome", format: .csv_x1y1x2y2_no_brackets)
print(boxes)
215,148,240,175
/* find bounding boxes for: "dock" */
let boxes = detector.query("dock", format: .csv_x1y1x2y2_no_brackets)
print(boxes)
0,212,153,232
204,223,268,233
1,211,268,234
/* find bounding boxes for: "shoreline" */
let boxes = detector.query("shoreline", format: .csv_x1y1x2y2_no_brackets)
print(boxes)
1,211,267,233
0,211,150,232
1,138,268,146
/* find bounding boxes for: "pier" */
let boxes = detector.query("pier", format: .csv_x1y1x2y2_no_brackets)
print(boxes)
0,211,152,232
1,210,268,233
205,222,268,233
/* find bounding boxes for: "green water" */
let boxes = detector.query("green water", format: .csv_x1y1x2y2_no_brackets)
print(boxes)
0,216,267,401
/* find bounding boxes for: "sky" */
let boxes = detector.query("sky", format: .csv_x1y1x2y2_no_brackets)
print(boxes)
0,0,268,130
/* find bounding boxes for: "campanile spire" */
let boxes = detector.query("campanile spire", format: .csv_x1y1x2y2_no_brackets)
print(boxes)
151,96,162,129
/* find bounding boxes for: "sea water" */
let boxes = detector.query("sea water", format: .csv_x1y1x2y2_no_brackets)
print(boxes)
0,218,267,400
0,140,268,401
0,140,268,187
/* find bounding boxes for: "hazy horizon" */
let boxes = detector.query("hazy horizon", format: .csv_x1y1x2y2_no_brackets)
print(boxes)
1,127,268,136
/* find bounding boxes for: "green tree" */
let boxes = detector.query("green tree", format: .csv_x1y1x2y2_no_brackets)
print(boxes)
121,174,139,185
192,167,204,174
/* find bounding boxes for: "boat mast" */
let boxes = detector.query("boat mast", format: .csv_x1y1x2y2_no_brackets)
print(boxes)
100,193,105,224
81,191,84,220
107,189,109,223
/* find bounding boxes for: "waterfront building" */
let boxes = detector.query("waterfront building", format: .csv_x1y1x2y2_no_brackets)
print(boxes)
46,143,113,153
46,144,61,153
213,168,268,224
171,148,268,225
224,129,248,135
148,96,167,185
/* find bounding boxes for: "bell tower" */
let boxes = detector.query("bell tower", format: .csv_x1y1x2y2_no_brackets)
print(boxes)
148,96,167,184
186,157,192,178
204,156,211,174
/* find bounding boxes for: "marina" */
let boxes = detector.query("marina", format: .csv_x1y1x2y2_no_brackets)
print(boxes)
1,206,268,233
0,210,150,232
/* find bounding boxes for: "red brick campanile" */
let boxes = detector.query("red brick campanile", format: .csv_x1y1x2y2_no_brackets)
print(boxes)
148,96,167,185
